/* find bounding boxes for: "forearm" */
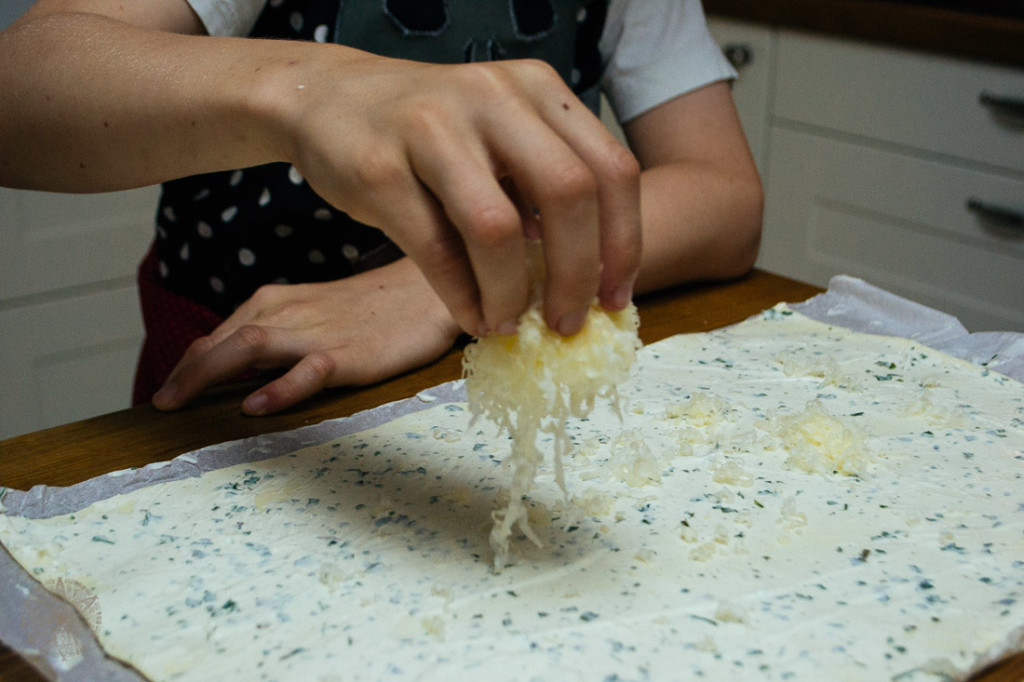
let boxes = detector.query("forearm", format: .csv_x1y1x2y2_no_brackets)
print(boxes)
624,82,763,294
633,159,762,294
1,3,641,338
0,11,304,191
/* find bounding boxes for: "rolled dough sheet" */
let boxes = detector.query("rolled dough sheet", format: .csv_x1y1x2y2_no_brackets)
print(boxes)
1,299,1023,681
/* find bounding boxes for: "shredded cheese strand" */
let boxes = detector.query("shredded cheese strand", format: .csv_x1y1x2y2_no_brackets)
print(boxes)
463,299,641,571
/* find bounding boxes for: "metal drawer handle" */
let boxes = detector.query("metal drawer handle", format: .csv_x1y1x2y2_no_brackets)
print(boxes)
723,43,753,70
967,197,1024,231
979,91,1024,118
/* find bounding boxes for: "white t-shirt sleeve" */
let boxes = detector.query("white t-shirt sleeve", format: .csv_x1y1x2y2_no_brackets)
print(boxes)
186,0,265,37
600,0,736,124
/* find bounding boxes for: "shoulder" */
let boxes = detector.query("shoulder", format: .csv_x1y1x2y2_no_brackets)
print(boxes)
600,0,736,123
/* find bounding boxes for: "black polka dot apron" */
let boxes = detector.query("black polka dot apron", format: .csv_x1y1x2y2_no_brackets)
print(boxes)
134,0,609,404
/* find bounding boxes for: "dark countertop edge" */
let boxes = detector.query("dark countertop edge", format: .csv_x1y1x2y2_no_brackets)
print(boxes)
703,0,1024,68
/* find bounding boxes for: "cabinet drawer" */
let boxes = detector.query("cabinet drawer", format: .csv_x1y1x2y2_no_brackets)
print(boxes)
759,128,1024,332
773,31,1024,173
0,186,158,301
0,286,143,439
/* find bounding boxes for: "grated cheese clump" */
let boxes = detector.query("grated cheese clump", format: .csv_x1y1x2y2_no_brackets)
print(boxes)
607,429,661,488
463,291,641,571
767,401,873,477
665,392,731,427
710,456,754,487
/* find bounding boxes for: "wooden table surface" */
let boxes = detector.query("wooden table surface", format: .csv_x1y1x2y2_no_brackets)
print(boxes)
1,270,1021,681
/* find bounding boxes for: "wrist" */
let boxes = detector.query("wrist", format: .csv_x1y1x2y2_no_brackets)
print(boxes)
241,41,379,169
235,41,315,166
388,257,463,340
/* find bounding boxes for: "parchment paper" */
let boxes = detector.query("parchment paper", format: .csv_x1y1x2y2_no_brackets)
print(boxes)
1,275,1021,681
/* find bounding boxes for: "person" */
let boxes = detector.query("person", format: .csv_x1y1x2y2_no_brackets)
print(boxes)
0,0,762,417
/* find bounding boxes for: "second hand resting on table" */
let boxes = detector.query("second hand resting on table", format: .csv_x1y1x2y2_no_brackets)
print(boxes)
153,257,463,416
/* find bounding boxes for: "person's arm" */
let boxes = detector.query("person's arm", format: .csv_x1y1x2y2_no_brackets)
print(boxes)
625,80,763,292
0,2,261,191
0,0,641,338
153,81,763,417
153,256,464,415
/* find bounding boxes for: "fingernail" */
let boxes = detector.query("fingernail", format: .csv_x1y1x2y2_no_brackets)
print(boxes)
153,383,177,408
476,323,492,338
608,282,634,310
557,308,588,336
243,393,268,416
497,319,518,336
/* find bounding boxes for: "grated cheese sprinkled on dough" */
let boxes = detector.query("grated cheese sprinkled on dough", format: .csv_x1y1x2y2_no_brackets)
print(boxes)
463,268,641,571
766,400,873,477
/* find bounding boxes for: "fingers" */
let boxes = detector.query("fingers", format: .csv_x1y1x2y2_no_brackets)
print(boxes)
153,325,357,415
367,172,489,338
453,62,641,330
152,324,294,411
291,58,640,338
405,69,640,336
150,259,464,416
482,103,602,333
592,140,642,312
528,89,642,314
241,352,337,416
406,119,529,336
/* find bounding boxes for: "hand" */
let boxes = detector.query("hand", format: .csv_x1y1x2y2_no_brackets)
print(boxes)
152,258,462,415
2,4,640,335
262,52,642,337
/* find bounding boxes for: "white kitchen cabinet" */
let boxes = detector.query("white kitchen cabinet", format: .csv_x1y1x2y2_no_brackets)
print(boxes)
707,18,1024,333
0,187,158,299
761,128,1024,330
0,286,145,438
0,186,157,439
771,32,1024,175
